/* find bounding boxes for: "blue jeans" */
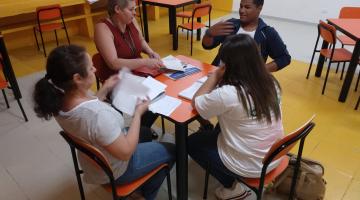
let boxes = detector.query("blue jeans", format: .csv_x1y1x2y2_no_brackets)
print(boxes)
115,140,175,200
188,130,240,188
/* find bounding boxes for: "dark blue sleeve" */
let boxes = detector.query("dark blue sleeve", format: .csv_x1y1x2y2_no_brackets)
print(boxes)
265,27,291,70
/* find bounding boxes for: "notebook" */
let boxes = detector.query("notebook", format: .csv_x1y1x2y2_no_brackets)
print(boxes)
178,76,208,100
165,65,201,80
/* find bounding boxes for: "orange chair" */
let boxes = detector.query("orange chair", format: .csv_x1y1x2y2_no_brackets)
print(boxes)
202,116,316,200
33,4,70,57
59,130,172,200
0,55,28,121
306,20,353,94
176,3,212,55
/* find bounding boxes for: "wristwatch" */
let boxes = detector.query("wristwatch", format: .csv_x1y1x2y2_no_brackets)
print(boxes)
205,29,213,37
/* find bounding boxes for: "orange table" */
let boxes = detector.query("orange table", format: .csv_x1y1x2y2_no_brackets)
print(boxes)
156,55,215,200
315,19,360,102
141,0,201,50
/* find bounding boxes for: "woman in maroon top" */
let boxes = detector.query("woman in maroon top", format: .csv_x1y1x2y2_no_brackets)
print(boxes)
94,0,162,135
94,0,163,71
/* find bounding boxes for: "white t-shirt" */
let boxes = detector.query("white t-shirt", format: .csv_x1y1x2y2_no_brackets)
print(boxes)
236,27,256,38
56,98,128,184
195,85,284,178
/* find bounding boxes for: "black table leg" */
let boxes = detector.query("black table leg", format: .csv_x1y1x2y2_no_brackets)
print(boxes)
170,7,178,50
315,41,329,77
142,2,149,42
338,41,360,102
175,123,188,200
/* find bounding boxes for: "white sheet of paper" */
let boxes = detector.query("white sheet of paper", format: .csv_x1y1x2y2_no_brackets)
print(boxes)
149,95,182,116
197,76,208,83
142,76,167,100
178,81,203,100
162,55,185,71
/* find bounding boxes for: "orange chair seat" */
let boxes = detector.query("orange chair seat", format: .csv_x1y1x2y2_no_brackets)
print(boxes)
320,48,353,62
176,11,192,18
178,22,206,30
36,23,63,32
0,79,7,89
103,163,167,197
337,35,356,46
243,156,289,188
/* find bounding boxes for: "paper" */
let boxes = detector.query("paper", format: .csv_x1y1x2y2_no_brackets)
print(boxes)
165,65,201,80
149,95,182,116
178,76,208,100
87,0,98,4
162,55,185,71
112,70,181,116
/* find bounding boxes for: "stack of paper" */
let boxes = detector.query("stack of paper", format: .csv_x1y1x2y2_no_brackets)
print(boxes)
112,70,181,116
178,76,208,100
161,55,185,71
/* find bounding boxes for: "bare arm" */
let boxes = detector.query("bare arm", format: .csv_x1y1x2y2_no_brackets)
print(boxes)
192,66,225,107
265,61,279,72
132,19,161,59
103,100,149,160
96,75,119,101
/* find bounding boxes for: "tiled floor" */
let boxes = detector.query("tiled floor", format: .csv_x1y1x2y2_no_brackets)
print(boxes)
0,9,359,200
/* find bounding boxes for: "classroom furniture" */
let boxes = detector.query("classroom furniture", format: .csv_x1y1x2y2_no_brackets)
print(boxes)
33,4,70,57
155,55,215,200
0,35,28,121
136,0,144,35
0,0,108,39
141,0,201,50
314,19,360,102
202,116,316,200
60,130,173,200
176,2,211,55
306,20,352,94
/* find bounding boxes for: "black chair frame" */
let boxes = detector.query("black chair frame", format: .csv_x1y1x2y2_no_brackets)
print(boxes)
60,131,172,200
203,122,316,200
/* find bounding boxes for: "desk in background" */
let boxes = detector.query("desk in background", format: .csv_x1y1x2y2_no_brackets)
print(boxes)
315,19,360,102
156,55,215,200
142,0,201,50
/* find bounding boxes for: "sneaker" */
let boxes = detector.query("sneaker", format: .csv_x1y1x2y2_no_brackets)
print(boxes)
215,182,249,200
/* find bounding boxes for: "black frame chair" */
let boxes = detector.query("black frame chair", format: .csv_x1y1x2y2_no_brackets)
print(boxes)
202,117,316,200
59,130,172,200
33,4,70,57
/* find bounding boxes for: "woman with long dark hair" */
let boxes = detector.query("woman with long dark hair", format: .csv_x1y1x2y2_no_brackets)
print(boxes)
188,34,284,200
33,45,174,200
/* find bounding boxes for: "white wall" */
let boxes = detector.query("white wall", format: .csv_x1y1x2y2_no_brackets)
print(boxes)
232,0,360,23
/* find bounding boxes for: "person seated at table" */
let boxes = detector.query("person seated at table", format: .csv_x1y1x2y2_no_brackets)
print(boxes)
202,0,291,72
33,45,175,200
188,34,284,200
94,0,163,135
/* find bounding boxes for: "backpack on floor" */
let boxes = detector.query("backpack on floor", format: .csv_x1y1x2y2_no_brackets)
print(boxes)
268,154,327,200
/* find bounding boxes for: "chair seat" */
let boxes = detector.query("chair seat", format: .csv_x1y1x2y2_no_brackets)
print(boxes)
320,48,353,62
337,35,356,46
103,163,167,197
243,156,289,188
176,11,192,18
36,23,63,32
0,79,7,89
178,22,206,30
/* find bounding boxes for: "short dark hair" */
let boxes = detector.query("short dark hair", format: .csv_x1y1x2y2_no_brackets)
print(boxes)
33,45,88,120
218,34,281,123
253,0,264,6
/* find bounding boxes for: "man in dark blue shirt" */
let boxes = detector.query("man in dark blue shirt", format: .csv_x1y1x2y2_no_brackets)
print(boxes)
202,0,291,72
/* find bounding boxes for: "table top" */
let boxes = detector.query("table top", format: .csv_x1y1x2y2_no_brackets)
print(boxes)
156,55,215,123
0,0,85,18
142,0,195,6
328,18,360,40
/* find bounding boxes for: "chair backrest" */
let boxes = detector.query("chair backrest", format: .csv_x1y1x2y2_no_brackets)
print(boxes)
59,131,113,177
192,2,212,18
318,20,337,45
339,7,360,19
36,4,63,22
92,53,117,83
263,115,316,166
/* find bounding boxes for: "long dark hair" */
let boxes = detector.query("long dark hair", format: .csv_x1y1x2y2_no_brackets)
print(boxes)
218,34,281,123
33,45,88,120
